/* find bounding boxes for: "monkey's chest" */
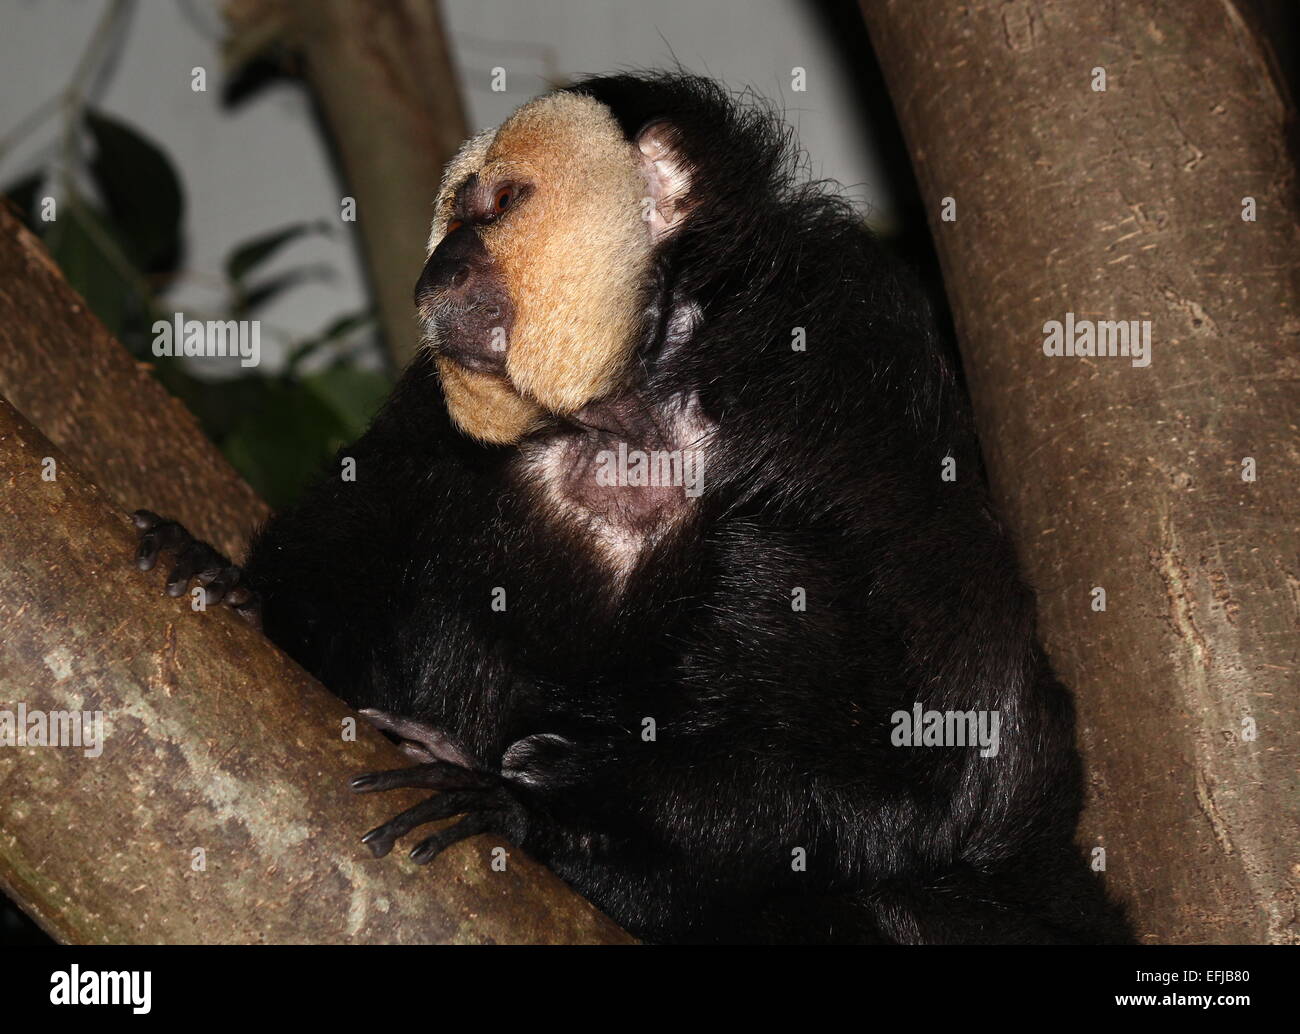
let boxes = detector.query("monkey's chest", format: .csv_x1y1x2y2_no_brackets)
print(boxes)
517,391,712,576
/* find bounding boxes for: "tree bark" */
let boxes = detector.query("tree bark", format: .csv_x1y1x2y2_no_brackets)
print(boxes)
0,400,628,944
861,0,1299,943
0,210,629,944
222,0,470,368
0,207,265,560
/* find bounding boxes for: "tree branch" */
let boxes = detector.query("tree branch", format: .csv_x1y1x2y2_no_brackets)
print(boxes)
222,0,471,368
0,206,266,560
0,208,630,945
861,0,1300,943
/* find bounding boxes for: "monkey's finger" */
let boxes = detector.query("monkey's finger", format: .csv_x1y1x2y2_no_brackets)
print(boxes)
399,741,438,763
349,762,493,795
136,520,187,572
165,540,212,597
358,708,475,767
358,708,426,739
166,539,237,599
197,565,241,606
359,791,483,858
136,533,162,572
409,812,497,865
131,509,163,531
222,583,257,609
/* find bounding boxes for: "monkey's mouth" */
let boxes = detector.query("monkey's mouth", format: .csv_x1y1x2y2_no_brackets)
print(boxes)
423,298,513,377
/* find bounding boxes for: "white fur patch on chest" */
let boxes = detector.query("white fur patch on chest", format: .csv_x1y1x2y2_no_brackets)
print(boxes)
518,391,713,579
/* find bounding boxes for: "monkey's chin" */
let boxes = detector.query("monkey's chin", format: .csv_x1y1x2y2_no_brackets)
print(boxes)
435,357,544,445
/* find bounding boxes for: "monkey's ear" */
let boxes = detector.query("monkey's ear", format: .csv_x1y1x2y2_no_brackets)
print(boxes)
635,121,692,241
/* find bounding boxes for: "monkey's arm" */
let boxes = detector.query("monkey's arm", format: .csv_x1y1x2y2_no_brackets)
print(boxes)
132,354,476,687
131,462,410,685
351,709,1109,945
349,712,888,941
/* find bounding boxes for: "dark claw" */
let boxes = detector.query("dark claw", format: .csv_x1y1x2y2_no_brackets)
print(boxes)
352,752,522,864
348,717,529,864
198,565,240,606
134,510,186,573
360,790,486,859
130,509,259,615
166,541,220,598
132,509,164,535
410,812,497,865
136,535,160,572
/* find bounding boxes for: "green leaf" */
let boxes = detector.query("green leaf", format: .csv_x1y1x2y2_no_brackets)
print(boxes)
151,366,273,442
220,379,351,508
285,309,374,373
302,365,392,437
85,108,184,273
45,201,142,336
225,222,327,286
235,267,323,316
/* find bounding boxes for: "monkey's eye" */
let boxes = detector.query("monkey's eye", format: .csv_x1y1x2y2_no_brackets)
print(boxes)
447,219,464,234
492,187,514,216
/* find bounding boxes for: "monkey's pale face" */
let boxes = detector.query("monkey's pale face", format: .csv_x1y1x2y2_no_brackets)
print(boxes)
417,92,689,444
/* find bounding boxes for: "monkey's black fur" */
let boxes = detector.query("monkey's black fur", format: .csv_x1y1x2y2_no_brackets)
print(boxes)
144,74,1131,943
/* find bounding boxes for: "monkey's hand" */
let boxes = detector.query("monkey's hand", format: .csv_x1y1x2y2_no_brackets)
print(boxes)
350,711,570,865
132,509,260,617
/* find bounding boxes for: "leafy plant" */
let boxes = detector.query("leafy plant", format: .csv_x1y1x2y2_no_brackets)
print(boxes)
0,1,389,507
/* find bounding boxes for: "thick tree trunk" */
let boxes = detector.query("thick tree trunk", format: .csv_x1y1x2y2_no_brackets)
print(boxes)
222,0,470,367
861,0,1299,943
0,211,629,944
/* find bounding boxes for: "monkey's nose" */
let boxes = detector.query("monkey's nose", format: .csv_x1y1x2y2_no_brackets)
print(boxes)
415,256,468,305
415,225,486,306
